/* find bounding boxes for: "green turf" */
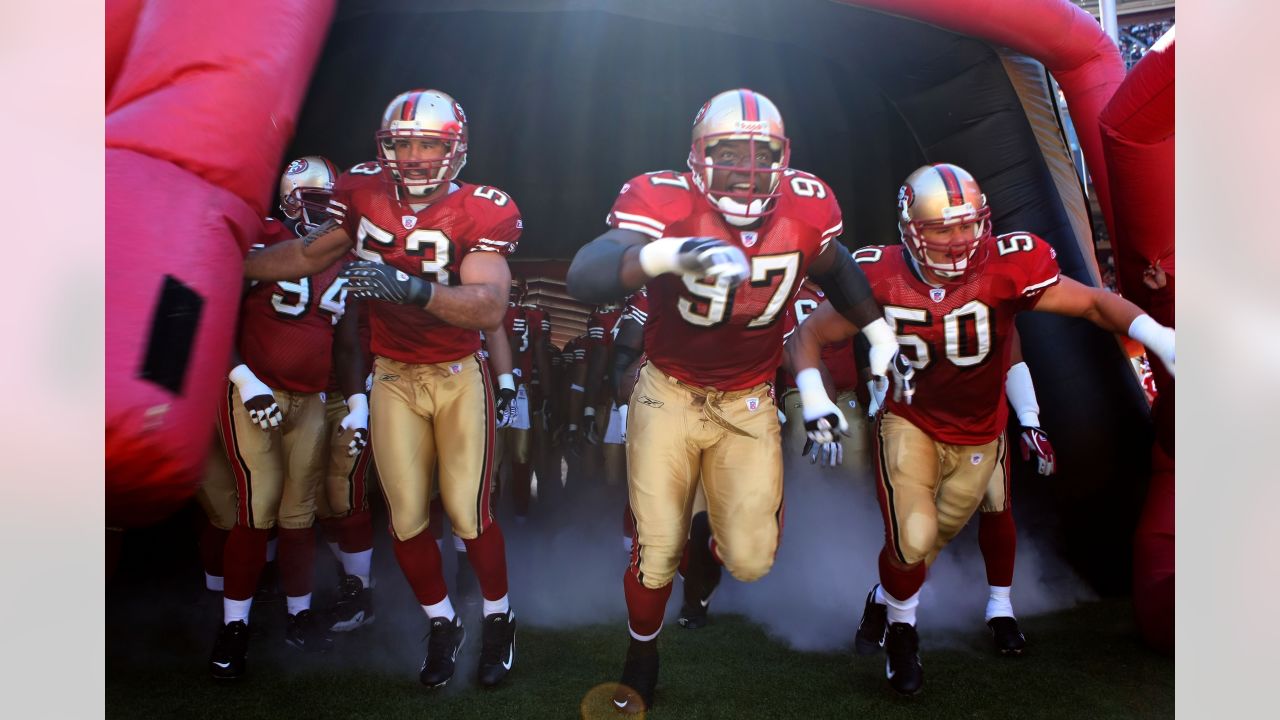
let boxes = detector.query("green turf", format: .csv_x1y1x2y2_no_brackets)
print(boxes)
106,593,1171,720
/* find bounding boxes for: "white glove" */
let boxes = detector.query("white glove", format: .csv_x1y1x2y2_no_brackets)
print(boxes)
338,393,369,457
229,364,281,431
862,318,898,377
795,368,848,445
639,237,750,287
1128,315,1175,378
867,377,888,418
618,403,629,442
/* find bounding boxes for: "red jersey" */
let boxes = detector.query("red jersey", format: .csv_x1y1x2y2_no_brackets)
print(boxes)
328,163,521,364
502,303,535,384
587,306,625,350
621,288,650,331
607,169,843,390
562,335,589,366
779,281,860,392
238,219,346,393
855,234,1060,444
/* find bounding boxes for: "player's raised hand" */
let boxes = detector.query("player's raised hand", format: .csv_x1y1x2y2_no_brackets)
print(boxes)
229,364,281,431
1019,426,1056,476
639,237,750,288
340,261,434,306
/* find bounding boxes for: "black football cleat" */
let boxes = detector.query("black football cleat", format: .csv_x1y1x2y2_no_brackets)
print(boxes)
478,609,517,687
612,637,659,715
884,622,923,696
209,620,249,681
330,575,375,632
285,609,334,653
419,615,465,688
854,584,888,655
988,616,1027,656
678,512,721,630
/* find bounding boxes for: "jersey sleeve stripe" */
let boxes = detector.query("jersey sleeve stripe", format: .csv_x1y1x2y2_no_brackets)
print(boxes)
612,211,665,231
1021,275,1060,295
821,221,843,239
617,221,664,238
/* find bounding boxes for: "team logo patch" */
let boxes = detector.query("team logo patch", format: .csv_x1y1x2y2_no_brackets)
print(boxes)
515,219,523,229
638,395,664,408
402,215,418,230
450,364,463,375
741,231,758,248
619,182,631,194
693,101,711,126
847,399,858,409
745,397,760,412
319,392,327,404
286,158,308,175
970,453,984,465
930,288,946,303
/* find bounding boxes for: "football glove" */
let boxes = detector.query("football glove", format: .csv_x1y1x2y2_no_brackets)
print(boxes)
338,393,369,457
340,260,434,306
802,437,843,467
1019,427,1056,476
795,368,849,445
639,237,750,287
229,364,281,431
495,388,518,428
889,352,916,404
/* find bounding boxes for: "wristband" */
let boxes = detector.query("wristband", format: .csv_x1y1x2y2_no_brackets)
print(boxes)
1003,362,1041,428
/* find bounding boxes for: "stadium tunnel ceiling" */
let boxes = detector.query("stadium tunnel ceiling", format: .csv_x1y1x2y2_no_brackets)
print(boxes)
286,0,997,264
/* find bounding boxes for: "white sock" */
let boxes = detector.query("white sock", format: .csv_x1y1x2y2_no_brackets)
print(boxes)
265,537,278,562
628,623,662,642
327,541,342,563
622,536,634,555
287,593,312,616
453,535,467,553
205,573,224,592
884,590,920,626
985,585,1014,622
873,584,886,605
423,596,456,621
223,597,253,625
341,548,373,580
483,594,510,617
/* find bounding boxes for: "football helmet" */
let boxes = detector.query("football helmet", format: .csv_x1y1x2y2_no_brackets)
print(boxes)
509,277,527,304
897,163,993,283
377,89,468,196
688,88,790,226
278,156,338,234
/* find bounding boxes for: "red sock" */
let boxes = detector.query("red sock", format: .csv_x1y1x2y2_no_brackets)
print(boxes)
624,567,672,638
462,523,509,601
198,519,229,578
334,509,374,553
277,526,317,599
392,529,448,606
512,462,532,517
318,516,341,546
978,509,1017,587
223,525,271,600
878,544,926,601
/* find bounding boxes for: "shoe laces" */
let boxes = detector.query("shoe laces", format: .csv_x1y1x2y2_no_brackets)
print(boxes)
479,614,509,664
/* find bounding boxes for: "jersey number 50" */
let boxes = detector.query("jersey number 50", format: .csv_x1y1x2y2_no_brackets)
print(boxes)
884,300,992,370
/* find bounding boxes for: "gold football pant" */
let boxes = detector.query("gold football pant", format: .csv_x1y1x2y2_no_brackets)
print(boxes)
217,381,327,530
780,388,871,471
979,431,1013,514
314,393,374,520
197,431,237,531
626,363,783,589
872,411,1003,567
370,354,496,542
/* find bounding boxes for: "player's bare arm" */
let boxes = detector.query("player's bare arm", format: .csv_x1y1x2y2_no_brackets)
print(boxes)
332,299,370,456
341,249,510,329
807,241,899,377
567,228,750,304
1032,275,1175,375
488,320,515,378
244,220,353,281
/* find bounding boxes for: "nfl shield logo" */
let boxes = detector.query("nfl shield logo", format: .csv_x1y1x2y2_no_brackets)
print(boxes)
741,231,758,248
930,288,946,303
970,453,984,465
450,363,463,375
402,216,418,230
745,397,760,412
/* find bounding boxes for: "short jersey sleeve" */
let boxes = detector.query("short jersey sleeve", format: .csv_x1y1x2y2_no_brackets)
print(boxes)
996,232,1061,311
605,172,695,239
622,289,649,327
465,185,522,256
328,165,380,238
587,311,607,346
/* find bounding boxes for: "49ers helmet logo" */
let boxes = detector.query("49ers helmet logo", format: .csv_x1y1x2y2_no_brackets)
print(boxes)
286,158,309,175
898,183,914,208
692,101,711,126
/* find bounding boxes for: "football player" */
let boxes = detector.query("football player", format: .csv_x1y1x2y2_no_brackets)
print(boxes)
210,156,368,680
243,90,521,689
787,163,1175,695
580,303,628,485
492,283,539,521
566,88,898,714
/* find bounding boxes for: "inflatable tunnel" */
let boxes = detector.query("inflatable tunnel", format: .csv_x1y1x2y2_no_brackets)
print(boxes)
107,0,1162,600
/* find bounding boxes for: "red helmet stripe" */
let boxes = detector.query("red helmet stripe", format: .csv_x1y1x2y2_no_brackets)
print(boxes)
401,91,422,121
739,89,760,122
933,164,965,206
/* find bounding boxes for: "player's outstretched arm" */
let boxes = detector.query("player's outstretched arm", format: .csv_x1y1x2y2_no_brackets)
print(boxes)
567,228,751,304
244,220,353,281
784,302,853,442
332,301,370,457
807,242,898,377
1032,275,1175,376
345,251,510,330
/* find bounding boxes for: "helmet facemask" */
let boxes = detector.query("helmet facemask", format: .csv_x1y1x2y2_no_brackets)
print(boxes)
278,156,337,235
377,128,467,197
689,132,789,226
900,202,993,284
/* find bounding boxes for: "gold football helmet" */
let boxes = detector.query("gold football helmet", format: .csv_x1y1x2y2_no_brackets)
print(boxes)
377,89,468,196
897,163,993,282
278,155,338,234
687,88,790,225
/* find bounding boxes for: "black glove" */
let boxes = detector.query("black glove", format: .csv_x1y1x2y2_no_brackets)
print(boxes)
495,387,517,428
890,351,916,404
340,261,434,306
